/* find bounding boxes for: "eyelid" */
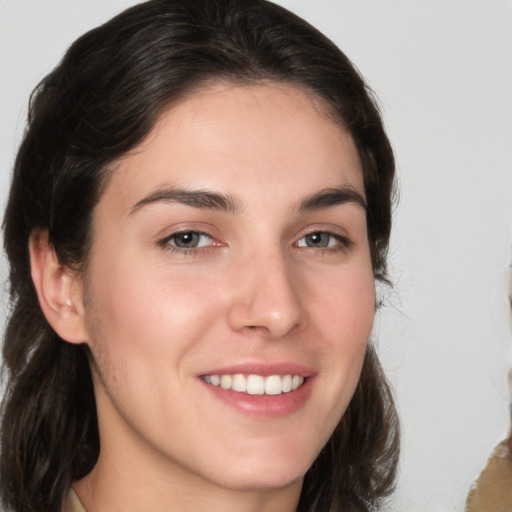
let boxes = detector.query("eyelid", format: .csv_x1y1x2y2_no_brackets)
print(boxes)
295,232,339,247
296,232,349,246
167,231,214,248
154,219,222,242
293,225,353,253
294,223,350,240
157,226,224,256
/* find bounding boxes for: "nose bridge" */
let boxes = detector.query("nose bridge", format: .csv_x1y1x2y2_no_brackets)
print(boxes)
228,244,305,338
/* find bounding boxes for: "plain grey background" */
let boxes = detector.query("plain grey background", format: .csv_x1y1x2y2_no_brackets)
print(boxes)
1,1,511,510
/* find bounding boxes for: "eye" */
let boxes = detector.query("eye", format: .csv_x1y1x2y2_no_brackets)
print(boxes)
296,232,342,249
295,231,352,253
164,231,213,249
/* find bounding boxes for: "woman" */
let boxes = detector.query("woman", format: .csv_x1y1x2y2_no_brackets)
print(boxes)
0,1,399,511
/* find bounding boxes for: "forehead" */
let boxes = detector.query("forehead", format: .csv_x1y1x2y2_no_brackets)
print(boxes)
101,82,364,212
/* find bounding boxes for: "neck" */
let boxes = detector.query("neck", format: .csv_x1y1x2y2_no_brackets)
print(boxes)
74,459,302,512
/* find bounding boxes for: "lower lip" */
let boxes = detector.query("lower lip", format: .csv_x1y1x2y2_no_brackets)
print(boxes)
200,377,313,417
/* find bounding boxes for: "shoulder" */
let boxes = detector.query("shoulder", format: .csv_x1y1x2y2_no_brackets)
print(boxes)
466,439,512,512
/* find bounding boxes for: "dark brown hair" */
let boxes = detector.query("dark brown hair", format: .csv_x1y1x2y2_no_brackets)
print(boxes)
1,1,399,511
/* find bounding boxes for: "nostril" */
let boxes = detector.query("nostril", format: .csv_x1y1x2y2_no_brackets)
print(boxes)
245,325,270,334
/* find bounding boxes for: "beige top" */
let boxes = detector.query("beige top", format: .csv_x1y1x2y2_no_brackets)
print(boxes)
61,487,362,511
62,489,87,512
466,439,512,512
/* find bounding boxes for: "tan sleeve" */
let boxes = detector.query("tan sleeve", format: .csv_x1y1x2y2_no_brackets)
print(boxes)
466,440,512,512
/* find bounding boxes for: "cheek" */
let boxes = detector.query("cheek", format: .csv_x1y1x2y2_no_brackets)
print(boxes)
310,264,375,394
83,257,226,381
313,263,375,342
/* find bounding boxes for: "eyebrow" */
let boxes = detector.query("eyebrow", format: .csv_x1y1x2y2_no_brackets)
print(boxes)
297,187,367,212
130,187,242,215
129,184,366,216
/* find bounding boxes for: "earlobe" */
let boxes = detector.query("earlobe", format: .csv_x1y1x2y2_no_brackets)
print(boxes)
29,229,89,345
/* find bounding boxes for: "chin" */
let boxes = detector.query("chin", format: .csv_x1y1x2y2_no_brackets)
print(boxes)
215,470,305,493
201,449,314,492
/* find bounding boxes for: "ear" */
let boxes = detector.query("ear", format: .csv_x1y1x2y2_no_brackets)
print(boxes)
29,228,89,344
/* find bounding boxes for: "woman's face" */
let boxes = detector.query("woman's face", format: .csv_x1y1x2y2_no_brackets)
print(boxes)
80,82,375,492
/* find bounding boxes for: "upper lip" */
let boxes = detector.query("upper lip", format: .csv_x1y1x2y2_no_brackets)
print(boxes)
198,362,316,378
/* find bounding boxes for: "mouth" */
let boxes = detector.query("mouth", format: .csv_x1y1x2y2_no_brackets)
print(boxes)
199,365,314,417
201,373,306,396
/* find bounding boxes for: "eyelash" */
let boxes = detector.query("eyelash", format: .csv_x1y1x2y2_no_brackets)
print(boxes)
159,231,216,256
295,232,351,253
158,230,351,256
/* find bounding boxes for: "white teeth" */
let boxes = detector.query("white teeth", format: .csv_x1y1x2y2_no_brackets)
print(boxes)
246,375,265,395
232,374,247,392
292,375,304,390
265,375,282,395
282,374,292,393
220,375,232,389
203,373,306,395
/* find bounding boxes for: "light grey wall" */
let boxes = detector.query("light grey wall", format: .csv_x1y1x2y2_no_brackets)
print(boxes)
1,1,511,510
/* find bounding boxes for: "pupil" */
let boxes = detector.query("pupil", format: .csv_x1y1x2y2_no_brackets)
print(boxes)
174,232,199,248
307,233,327,247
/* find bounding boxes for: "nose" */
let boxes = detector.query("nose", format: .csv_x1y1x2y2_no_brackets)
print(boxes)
227,250,307,339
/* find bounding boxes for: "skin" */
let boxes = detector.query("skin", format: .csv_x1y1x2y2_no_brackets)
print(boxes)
32,82,375,512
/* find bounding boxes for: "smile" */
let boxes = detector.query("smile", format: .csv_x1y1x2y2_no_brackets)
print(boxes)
202,374,305,395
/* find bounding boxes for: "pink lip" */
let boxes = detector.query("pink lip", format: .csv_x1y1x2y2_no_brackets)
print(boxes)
198,362,316,418
199,362,315,378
